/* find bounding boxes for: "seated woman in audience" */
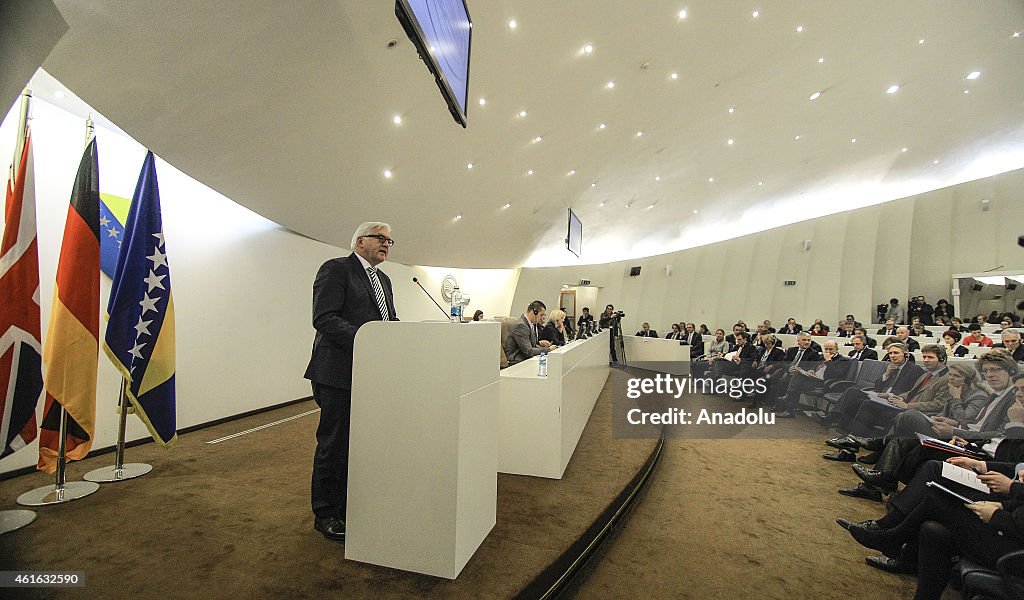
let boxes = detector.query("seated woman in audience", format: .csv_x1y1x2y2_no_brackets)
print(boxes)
813,319,830,333
691,328,728,377
809,322,827,336
472,309,484,321
942,330,969,357
666,323,683,340
698,324,710,336
540,309,568,345
933,299,953,321
963,323,993,347
995,318,1014,334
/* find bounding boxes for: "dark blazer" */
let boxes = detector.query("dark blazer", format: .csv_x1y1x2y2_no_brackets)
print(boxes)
848,348,879,361
752,346,786,373
665,331,683,340
781,346,822,367
577,314,594,330
541,322,566,345
304,253,397,390
681,331,701,346
992,344,1024,362
872,361,924,395
822,354,853,382
877,328,897,336
636,329,658,338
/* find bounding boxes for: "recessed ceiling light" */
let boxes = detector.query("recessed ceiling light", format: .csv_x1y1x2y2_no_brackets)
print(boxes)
518,110,527,118
534,136,543,143
636,131,644,137
901,147,908,153
455,213,463,220
392,115,402,125
918,39,925,44
591,182,597,187
647,204,655,210
851,138,857,143
795,26,803,33
1013,32,1022,38
467,162,474,169
54,90,66,99
693,209,699,214
583,44,593,54
678,9,688,19
708,177,714,182
671,72,679,79
933,160,940,164
568,169,576,175
728,107,735,113
598,123,606,129
757,181,764,186
963,89,971,94
818,57,824,64
478,97,487,106
503,203,511,209
655,176,661,181
752,10,760,18
966,71,981,80
886,85,900,94
383,169,393,178
527,169,534,175
809,91,821,100
794,135,800,140
727,138,734,145
600,202,606,207
606,81,615,89
508,19,517,29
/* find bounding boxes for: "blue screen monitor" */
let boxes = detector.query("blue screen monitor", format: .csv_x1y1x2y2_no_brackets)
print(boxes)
395,0,473,127
567,209,583,257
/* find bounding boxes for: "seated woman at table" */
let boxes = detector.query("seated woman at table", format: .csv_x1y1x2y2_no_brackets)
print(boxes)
942,330,969,357
540,309,568,345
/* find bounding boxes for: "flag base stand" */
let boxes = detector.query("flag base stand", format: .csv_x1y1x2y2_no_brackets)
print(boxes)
0,509,36,534
83,463,152,483
16,481,99,506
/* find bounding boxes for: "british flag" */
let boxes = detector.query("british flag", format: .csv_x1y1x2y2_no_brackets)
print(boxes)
0,136,42,459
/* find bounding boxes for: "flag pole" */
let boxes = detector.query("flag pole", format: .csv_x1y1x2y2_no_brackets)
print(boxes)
17,116,101,507
83,380,152,482
1,87,40,533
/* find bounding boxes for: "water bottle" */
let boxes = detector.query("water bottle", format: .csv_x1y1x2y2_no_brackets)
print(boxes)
538,349,548,377
450,286,463,321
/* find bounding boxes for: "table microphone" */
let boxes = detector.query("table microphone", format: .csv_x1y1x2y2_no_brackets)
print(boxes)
412,277,451,319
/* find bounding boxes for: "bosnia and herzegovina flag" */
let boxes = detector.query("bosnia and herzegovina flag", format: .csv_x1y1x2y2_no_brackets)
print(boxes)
99,193,130,278
38,137,100,473
103,151,176,446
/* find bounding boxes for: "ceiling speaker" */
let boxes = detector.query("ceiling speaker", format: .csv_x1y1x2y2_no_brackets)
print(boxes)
629,266,642,277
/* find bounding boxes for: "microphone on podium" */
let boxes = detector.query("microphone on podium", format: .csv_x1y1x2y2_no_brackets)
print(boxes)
412,277,451,319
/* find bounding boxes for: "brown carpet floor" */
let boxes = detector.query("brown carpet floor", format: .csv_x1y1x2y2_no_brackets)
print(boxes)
2,370,956,599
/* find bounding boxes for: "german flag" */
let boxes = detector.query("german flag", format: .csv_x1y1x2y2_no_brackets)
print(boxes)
38,137,100,474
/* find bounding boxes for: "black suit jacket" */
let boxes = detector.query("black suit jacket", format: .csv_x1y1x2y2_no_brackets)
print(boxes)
636,330,658,338
873,361,924,395
304,254,397,389
847,348,879,361
781,346,822,367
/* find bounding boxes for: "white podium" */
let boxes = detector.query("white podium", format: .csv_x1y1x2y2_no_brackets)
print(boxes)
345,321,500,579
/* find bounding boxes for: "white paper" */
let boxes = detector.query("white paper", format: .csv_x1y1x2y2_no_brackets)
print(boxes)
941,461,991,494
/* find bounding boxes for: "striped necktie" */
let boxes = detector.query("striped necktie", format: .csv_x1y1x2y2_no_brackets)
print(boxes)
366,266,390,320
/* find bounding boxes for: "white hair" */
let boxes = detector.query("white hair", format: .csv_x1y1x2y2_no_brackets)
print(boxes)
351,222,391,249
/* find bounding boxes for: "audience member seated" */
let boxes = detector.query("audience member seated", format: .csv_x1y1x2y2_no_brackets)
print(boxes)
774,340,849,418
964,323,993,347
503,300,555,365
910,322,932,337
748,334,785,408
949,317,968,333
844,314,863,328
782,318,802,334
836,321,857,338
877,319,898,337
665,323,683,340
725,323,745,346
894,326,921,352
809,323,828,336
577,307,594,332
812,319,830,334
692,328,729,378
698,324,710,336
761,319,776,333
933,298,953,321
765,332,822,402
942,329,970,357
847,335,878,361
994,318,1014,334
541,309,569,345
994,328,1024,362
471,309,484,321
710,331,755,382
635,322,658,338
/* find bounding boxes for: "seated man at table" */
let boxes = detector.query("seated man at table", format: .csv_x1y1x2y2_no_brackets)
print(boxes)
774,340,850,418
635,322,658,338
503,300,555,365
847,335,879,361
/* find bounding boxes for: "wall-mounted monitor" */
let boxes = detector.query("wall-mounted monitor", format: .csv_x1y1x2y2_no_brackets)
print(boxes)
567,209,583,257
395,0,473,127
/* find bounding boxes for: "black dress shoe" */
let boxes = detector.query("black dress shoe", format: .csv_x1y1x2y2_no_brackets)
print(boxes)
852,464,895,491
853,436,885,452
826,436,859,451
838,483,884,502
848,523,902,558
865,555,916,574
823,449,857,462
857,450,881,465
314,516,346,541
835,517,880,531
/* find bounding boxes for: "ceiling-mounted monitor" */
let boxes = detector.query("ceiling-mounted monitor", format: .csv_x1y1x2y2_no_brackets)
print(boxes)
395,0,473,128
567,209,583,258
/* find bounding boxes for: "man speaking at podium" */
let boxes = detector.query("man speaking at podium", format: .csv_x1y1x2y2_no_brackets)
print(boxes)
304,222,398,541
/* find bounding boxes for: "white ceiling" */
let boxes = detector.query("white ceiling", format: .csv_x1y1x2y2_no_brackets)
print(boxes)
30,1,1024,268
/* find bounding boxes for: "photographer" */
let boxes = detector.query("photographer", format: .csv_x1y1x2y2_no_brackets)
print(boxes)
600,304,623,363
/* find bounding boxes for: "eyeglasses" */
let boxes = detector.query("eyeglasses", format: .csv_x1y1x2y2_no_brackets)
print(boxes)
361,234,395,246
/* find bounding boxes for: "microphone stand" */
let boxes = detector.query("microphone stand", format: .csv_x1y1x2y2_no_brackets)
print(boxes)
412,277,453,320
